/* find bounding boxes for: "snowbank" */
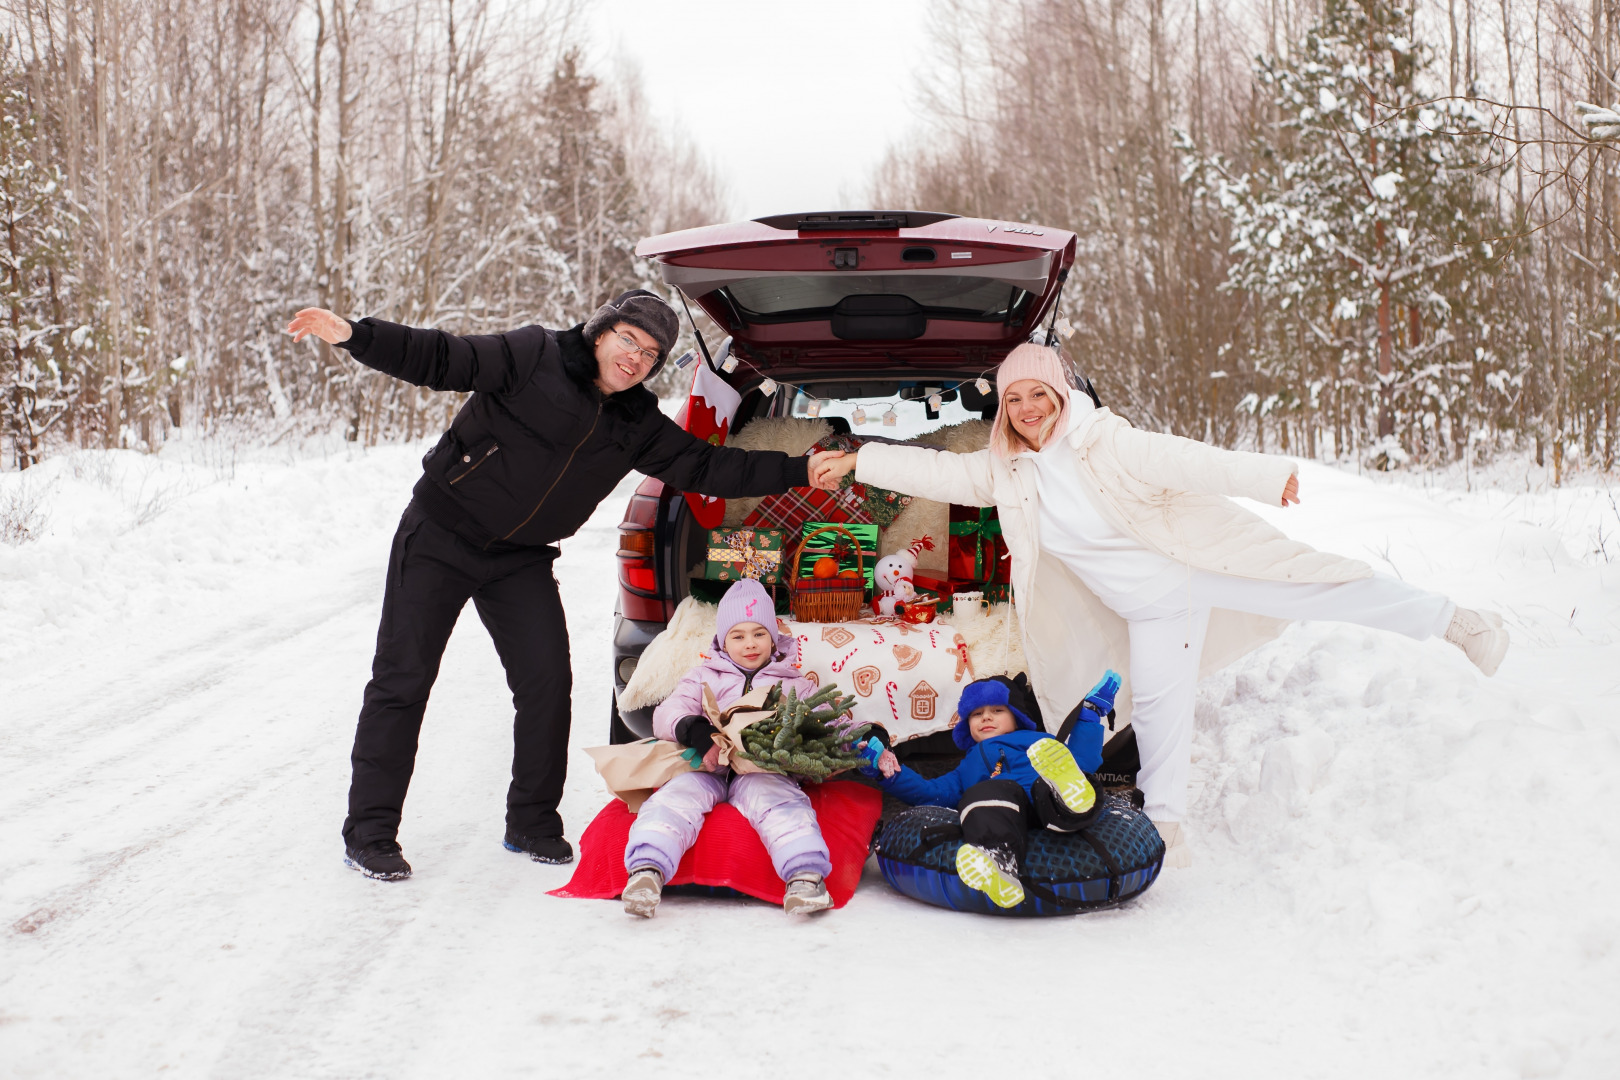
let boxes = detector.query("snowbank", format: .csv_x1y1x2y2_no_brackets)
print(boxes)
0,441,1616,1078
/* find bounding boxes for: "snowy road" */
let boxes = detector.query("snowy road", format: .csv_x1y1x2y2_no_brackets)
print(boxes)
1,439,1617,1078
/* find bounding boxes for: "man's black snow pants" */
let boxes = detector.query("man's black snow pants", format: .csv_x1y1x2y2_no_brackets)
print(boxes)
957,777,1099,873
343,503,571,848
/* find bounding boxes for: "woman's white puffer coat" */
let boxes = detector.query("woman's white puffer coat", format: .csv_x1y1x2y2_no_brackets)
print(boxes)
855,406,1371,731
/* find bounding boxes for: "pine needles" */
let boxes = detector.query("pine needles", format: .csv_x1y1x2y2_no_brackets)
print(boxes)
731,682,870,782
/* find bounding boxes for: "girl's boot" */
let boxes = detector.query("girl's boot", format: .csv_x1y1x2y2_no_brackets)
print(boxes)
783,873,833,915
622,867,664,918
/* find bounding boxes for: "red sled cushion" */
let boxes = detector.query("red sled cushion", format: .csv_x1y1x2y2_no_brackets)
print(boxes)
548,780,883,908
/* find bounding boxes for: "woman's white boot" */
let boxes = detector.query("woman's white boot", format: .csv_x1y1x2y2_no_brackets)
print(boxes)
1153,820,1192,869
1444,607,1509,676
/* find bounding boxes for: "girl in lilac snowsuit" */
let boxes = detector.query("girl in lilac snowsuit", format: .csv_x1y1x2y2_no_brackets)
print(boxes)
621,578,834,917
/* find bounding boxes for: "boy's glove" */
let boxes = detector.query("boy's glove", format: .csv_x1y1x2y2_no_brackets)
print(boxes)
674,715,716,755
856,736,900,779
1080,670,1121,721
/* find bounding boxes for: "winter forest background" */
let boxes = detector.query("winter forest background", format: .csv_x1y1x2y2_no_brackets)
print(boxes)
3,0,1620,483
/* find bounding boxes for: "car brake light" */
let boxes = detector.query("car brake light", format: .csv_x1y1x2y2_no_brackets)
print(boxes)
617,490,662,603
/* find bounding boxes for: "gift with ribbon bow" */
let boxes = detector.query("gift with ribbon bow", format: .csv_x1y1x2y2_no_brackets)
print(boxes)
703,526,787,584
947,506,1011,584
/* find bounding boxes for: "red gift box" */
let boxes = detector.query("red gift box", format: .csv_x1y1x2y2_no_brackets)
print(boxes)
743,484,870,533
948,505,1010,583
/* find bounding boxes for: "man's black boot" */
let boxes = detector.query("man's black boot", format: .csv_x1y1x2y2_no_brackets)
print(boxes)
345,839,412,881
503,828,573,864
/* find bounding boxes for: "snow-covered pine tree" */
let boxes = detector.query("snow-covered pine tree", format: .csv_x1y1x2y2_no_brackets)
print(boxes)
536,49,648,321
1201,0,1501,464
0,76,83,469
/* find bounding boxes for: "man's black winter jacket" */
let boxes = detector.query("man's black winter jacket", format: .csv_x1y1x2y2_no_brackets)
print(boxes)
341,318,807,550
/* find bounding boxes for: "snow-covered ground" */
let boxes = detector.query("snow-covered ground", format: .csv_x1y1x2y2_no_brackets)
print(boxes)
1,436,1616,1079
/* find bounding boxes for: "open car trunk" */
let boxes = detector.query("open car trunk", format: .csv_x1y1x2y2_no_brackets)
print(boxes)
634,211,1078,369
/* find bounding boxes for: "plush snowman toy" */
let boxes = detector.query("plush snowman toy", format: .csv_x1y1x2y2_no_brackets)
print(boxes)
872,536,935,617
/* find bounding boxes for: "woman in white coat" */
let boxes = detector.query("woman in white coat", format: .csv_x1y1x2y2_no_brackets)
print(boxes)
813,344,1508,866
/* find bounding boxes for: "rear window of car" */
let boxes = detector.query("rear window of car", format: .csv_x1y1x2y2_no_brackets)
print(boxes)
725,275,1028,320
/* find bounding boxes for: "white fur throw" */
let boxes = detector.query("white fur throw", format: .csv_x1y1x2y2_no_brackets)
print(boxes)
618,594,1026,718
720,417,992,575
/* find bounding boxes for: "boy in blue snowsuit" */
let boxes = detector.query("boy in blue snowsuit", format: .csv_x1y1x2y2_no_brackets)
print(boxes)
865,674,1118,909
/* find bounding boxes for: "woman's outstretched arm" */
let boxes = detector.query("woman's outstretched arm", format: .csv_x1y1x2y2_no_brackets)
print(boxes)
812,444,997,506
1109,424,1300,506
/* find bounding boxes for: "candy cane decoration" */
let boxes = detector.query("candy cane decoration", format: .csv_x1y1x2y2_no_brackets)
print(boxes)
928,628,940,649
885,680,900,724
871,629,886,645
830,647,861,672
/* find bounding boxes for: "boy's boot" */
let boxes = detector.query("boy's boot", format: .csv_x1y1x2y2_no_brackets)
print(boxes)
622,867,664,918
955,844,1025,909
783,873,833,915
504,828,574,864
1444,607,1509,676
344,839,412,881
1027,738,1098,819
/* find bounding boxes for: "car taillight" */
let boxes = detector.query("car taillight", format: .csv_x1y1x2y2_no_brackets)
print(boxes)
617,489,662,611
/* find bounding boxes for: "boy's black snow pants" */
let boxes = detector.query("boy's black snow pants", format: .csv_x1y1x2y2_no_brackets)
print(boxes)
957,777,1098,873
343,503,571,848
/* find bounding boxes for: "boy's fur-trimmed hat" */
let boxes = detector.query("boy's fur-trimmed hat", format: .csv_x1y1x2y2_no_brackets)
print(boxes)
952,678,1038,750
582,289,679,375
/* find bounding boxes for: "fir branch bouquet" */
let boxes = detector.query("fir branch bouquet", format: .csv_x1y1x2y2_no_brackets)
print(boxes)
727,682,870,783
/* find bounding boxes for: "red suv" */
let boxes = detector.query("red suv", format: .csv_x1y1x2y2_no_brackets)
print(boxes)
609,211,1077,742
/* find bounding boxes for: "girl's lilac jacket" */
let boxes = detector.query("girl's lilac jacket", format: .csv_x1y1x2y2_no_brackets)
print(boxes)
652,631,816,743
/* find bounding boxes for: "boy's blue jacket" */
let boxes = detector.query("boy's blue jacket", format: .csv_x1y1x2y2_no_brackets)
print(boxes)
881,727,1102,808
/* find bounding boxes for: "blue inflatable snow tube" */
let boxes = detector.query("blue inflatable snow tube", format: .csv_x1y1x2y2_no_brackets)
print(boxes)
876,796,1165,916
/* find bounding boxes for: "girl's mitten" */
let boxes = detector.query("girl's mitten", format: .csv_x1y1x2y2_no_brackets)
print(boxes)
674,715,716,755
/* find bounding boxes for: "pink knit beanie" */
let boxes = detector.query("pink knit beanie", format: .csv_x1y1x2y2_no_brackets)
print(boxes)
713,578,792,661
990,343,1071,457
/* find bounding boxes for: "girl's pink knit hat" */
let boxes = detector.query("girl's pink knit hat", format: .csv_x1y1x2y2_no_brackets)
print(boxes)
990,343,1072,457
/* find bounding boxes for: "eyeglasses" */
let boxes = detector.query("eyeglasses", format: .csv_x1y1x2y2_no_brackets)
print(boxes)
614,332,659,367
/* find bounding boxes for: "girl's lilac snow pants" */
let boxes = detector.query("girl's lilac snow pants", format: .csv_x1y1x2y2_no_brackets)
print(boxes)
623,769,832,883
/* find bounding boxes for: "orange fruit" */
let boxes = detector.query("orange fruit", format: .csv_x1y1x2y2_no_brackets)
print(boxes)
838,569,860,579
813,556,839,578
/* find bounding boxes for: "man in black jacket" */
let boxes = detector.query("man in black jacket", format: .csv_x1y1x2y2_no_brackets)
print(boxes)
287,290,840,881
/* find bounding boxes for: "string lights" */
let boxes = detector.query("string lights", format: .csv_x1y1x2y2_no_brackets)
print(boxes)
714,347,1011,428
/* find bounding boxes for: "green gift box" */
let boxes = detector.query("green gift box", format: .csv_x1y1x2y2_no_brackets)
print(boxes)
704,527,787,584
796,521,878,592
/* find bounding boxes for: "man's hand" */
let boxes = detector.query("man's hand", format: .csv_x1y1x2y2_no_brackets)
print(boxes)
808,449,857,491
286,307,352,346
1281,474,1300,507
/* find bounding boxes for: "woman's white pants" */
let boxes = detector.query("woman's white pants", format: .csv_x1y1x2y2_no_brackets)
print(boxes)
1118,573,1454,822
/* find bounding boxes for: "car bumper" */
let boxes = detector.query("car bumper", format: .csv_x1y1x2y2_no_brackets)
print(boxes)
611,610,666,739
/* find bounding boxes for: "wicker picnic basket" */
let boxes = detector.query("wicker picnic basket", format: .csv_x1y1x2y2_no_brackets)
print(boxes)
790,524,868,623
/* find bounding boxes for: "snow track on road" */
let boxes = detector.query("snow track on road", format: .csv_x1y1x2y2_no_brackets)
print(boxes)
1,441,1617,1078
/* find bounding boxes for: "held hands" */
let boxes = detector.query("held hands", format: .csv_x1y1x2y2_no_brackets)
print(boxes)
1280,474,1301,507
807,449,857,492
285,307,352,346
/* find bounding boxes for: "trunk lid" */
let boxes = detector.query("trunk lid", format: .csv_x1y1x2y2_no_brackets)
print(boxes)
634,211,1077,368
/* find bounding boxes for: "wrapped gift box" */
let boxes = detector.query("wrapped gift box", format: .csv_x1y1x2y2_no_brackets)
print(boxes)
948,506,1011,584
796,522,879,592
703,526,787,584
742,483,870,534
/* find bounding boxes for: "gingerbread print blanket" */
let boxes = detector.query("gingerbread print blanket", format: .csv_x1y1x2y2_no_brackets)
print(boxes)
779,617,973,743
